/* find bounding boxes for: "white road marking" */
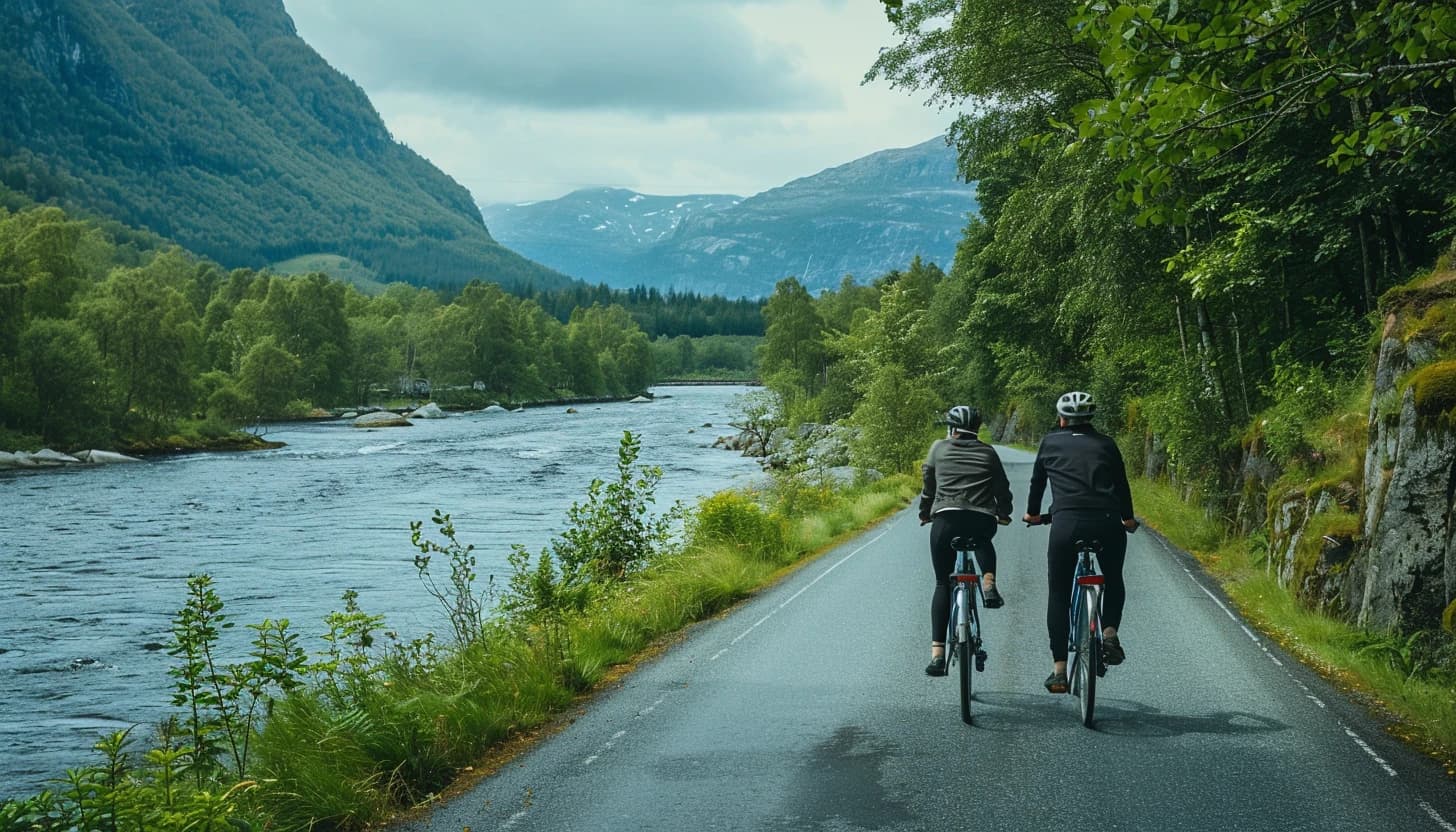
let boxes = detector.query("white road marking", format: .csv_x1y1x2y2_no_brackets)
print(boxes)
719,527,892,654
639,696,664,715
1342,726,1399,776
501,810,529,828
1419,801,1456,832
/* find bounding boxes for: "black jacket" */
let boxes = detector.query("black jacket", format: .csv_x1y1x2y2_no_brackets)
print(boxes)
1026,425,1134,519
919,435,1013,519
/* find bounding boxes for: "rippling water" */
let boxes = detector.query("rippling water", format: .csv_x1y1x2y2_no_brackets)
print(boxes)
0,385,762,798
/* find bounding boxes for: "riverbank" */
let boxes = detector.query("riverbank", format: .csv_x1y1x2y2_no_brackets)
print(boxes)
0,462,916,829
1131,477,1456,770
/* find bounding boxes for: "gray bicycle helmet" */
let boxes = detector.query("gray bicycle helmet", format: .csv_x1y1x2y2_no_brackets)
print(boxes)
1056,391,1096,422
945,405,981,431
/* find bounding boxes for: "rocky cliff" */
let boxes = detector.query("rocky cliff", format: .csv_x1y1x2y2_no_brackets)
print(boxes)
1265,270,1456,632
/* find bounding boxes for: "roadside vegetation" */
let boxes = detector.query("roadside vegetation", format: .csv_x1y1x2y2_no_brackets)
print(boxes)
0,430,915,831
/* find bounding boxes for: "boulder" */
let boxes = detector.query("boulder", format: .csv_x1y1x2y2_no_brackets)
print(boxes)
0,451,22,469
511,406,525,413
410,402,447,419
31,449,80,466
629,395,652,403
482,405,508,414
353,411,412,428
73,450,142,464
565,407,578,414
340,411,359,419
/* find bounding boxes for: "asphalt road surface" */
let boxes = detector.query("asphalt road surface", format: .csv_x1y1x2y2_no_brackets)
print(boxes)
401,448,1456,832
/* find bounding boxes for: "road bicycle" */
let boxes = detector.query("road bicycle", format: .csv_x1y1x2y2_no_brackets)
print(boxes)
946,536,989,725
1025,517,1137,727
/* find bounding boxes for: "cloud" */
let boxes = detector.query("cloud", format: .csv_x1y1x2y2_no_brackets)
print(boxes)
282,0,956,203
284,0,837,114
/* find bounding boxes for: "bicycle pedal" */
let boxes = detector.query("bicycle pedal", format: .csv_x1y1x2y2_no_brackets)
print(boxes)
975,650,987,672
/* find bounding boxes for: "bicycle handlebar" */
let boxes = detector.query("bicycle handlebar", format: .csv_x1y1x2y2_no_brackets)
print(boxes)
1023,514,1140,534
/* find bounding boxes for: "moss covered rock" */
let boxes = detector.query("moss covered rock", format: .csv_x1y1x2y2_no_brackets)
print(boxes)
1444,598,1456,634
1410,359,1456,417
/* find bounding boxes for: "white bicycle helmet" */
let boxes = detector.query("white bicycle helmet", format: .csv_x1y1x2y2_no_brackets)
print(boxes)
1056,391,1096,421
944,405,981,431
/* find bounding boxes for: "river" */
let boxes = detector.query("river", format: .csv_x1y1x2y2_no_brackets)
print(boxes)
0,385,763,799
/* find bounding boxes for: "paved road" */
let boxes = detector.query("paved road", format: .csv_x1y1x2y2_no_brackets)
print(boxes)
402,448,1456,832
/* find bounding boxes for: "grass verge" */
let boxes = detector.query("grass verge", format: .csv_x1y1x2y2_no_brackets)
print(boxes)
1132,478,1456,772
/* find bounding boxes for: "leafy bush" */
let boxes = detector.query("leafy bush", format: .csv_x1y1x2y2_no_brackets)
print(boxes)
1257,356,1352,466
691,491,786,561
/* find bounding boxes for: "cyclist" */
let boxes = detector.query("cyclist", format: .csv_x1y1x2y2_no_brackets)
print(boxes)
1022,391,1138,693
919,405,1013,677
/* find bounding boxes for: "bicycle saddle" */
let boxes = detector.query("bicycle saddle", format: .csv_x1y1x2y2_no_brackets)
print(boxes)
951,536,989,551
1074,539,1104,552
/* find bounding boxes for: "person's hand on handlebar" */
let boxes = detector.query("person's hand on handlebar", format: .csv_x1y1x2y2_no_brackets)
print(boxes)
1122,517,1139,533
996,515,1012,526
1022,513,1047,526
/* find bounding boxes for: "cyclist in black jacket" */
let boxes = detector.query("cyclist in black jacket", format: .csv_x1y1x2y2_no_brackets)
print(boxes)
1022,391,1138,693
919,405,1013,677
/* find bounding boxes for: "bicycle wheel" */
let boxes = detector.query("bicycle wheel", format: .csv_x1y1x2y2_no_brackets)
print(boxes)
959,587,976,724
1076,589,1099,727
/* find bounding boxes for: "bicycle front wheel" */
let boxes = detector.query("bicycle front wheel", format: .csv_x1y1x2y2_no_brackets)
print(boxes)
1076,590,1099,727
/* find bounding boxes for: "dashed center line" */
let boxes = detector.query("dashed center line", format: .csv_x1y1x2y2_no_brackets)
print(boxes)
715,526,892,657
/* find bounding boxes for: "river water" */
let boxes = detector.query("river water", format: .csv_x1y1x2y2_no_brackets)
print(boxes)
0,385,763,798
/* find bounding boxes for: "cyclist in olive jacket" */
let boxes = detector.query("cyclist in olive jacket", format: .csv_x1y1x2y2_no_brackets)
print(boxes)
919,405,1013,677
1022,391,1138,693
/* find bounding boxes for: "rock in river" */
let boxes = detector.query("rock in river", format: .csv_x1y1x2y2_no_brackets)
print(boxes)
410,402,447,419
353,411,412,428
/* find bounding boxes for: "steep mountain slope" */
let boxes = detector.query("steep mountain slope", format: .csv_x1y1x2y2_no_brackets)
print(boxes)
481,138,977,297
480,190,742,287
0,0,569,289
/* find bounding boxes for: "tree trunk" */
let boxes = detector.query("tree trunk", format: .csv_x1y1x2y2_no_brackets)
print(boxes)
1386,203,1411,278
1175,295,1190,364
1196,299,1232,421
1357,217,1374,314
1229,306,1252,420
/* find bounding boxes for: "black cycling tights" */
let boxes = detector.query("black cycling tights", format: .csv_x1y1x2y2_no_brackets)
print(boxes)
929,511,998,642
1046,510,1127,661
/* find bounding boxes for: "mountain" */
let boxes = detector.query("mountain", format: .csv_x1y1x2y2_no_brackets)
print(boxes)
0,0,570,290
480,190,743,289
480,138,978,297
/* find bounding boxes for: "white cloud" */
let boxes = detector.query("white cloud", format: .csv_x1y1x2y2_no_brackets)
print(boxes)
284,0,955,202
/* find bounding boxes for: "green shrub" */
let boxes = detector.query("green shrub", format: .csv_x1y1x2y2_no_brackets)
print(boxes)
691,491,786,560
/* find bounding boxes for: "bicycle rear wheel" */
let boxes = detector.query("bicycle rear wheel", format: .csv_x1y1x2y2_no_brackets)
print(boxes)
958,590,976,725
1076,589,1099,727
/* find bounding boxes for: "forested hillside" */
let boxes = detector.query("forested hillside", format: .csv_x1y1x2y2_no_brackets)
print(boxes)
0,0,569,289
0,199,665,452
755,2,1456,639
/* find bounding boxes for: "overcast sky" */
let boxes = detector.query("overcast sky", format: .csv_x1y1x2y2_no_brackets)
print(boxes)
281,0,953,204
